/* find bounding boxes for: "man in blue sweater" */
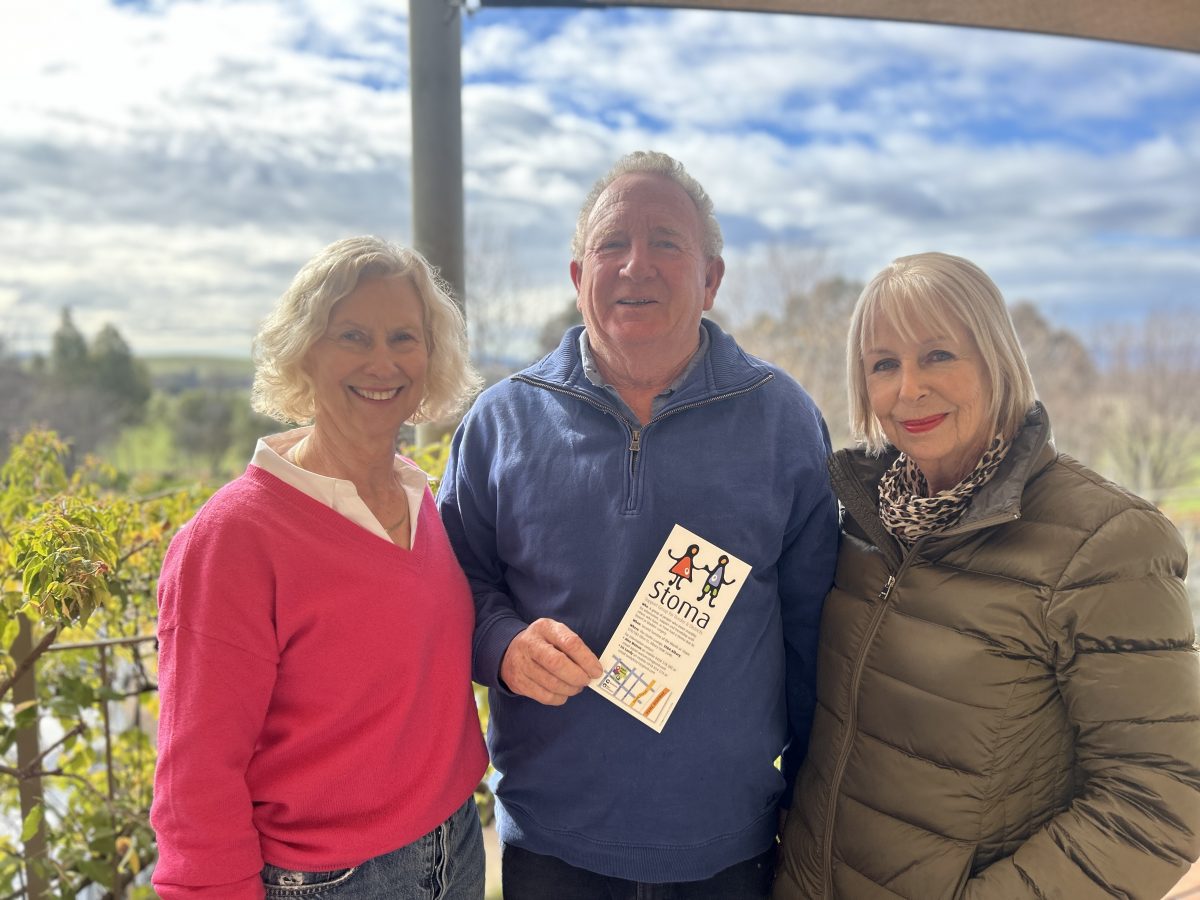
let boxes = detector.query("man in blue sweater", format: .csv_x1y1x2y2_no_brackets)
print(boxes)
439,151,839,898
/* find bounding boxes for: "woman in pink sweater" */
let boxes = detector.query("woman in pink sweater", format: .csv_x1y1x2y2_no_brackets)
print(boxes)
151,237,489,899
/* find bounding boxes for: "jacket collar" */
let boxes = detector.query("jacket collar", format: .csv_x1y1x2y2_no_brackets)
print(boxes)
941,403,1054,535
517,318,772,408
830,403,1057,562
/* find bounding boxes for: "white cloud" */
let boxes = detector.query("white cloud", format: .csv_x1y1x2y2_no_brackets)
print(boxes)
0,1,1196,358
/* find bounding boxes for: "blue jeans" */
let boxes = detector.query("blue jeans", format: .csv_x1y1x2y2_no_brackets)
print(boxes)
260,797,485,899
500,843,775,900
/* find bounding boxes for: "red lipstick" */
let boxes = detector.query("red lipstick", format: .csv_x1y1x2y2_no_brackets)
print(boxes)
901,414,947,434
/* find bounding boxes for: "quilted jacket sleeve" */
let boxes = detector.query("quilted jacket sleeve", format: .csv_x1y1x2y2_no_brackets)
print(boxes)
964,506,1200,899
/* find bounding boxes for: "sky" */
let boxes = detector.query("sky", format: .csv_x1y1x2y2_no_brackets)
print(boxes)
1,0,1198,359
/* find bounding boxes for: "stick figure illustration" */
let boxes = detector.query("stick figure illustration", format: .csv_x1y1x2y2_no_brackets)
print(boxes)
697,555,736,607
666,544,700,589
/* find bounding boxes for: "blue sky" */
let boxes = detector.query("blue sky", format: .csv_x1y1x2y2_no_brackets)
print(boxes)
1,0,1197,357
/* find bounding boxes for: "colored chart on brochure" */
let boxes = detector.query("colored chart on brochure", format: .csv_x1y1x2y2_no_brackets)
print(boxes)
589,524,750,732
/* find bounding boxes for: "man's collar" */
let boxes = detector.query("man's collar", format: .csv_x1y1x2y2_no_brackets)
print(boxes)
579,325,710,397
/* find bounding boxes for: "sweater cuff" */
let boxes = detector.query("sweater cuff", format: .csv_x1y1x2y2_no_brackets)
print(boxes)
153,872,265,899
474,612,529,695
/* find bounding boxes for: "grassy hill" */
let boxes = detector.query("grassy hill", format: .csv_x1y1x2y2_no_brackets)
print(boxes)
141,355,254,392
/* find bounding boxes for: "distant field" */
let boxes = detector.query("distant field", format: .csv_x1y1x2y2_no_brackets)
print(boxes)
142,355,254,378
142,355,254,390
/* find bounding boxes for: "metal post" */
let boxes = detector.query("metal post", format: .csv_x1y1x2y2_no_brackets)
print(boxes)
409,0,466,445
12,617,48,898
408,0,465,309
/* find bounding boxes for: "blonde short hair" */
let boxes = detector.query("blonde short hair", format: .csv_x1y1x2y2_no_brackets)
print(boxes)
251,236,481,425
571,150,723,261
847,251,1037,454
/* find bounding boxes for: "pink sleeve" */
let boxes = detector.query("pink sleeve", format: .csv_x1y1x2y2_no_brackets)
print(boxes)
151,515,279,899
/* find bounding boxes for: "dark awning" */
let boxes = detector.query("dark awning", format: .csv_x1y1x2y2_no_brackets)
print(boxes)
476,0,1200,54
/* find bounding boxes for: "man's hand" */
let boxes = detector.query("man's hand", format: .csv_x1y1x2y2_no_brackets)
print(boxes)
500,618,603,706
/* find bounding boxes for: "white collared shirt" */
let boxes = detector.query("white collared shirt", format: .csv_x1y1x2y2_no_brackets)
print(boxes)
252,430,428,547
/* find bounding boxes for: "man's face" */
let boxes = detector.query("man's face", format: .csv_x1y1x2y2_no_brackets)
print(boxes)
571,172,724,365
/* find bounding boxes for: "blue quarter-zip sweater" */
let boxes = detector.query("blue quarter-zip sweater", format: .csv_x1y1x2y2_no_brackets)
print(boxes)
438,319,839,882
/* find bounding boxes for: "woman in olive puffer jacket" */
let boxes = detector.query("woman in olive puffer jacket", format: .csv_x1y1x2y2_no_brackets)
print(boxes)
774,252,1200,900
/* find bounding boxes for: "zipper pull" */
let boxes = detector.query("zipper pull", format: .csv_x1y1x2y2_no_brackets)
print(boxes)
877,574,896,603
630,429,641,453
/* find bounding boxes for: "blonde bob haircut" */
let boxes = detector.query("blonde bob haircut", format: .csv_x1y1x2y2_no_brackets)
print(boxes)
570,150,724,262
847,251,1037,455
251,236,481,425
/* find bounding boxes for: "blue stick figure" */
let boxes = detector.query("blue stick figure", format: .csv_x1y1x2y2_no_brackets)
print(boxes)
697,555,736,607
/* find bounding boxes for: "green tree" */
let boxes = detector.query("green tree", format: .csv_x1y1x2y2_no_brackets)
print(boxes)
170,389,236,475
91,324,153,426
49,308,90,387
229,398,286,464
28,316,152,456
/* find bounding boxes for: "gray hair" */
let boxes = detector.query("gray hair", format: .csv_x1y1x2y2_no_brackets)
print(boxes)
251,236,481,425
846,251,1038,454
570,151,723,261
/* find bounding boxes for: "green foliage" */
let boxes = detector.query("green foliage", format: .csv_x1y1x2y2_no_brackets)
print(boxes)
21,805,43,842
0,429,70,521
50,309,89,387
91,324,153,426
170,389,236,474
10,495,118,626
1,429,213,898
101,410,177,481
402,433,453,491
104,391,284,481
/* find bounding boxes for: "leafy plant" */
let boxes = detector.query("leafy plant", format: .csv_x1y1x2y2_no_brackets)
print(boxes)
1,430,211,898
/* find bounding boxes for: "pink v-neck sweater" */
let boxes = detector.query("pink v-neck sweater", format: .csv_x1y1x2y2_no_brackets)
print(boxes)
151,465,488,898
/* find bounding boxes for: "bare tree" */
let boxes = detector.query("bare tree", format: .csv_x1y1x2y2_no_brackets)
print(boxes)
736,270,861,448
537,302,582,357
1009,302,1099,465
464,217,538,383
0,338,35,454
1091,311,1200,503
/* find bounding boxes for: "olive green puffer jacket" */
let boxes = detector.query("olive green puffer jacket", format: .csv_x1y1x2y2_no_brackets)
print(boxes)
775,405,1200,899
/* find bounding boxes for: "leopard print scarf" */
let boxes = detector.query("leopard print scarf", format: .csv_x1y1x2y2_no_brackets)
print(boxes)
878,433,1012,545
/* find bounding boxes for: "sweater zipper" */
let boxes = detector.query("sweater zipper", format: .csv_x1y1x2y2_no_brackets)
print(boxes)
629,427,641,486
628,374,772,511
820,552,916,897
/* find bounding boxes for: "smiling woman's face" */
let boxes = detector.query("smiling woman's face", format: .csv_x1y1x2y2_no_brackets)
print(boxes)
862,314,993,494
303,275,428,440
